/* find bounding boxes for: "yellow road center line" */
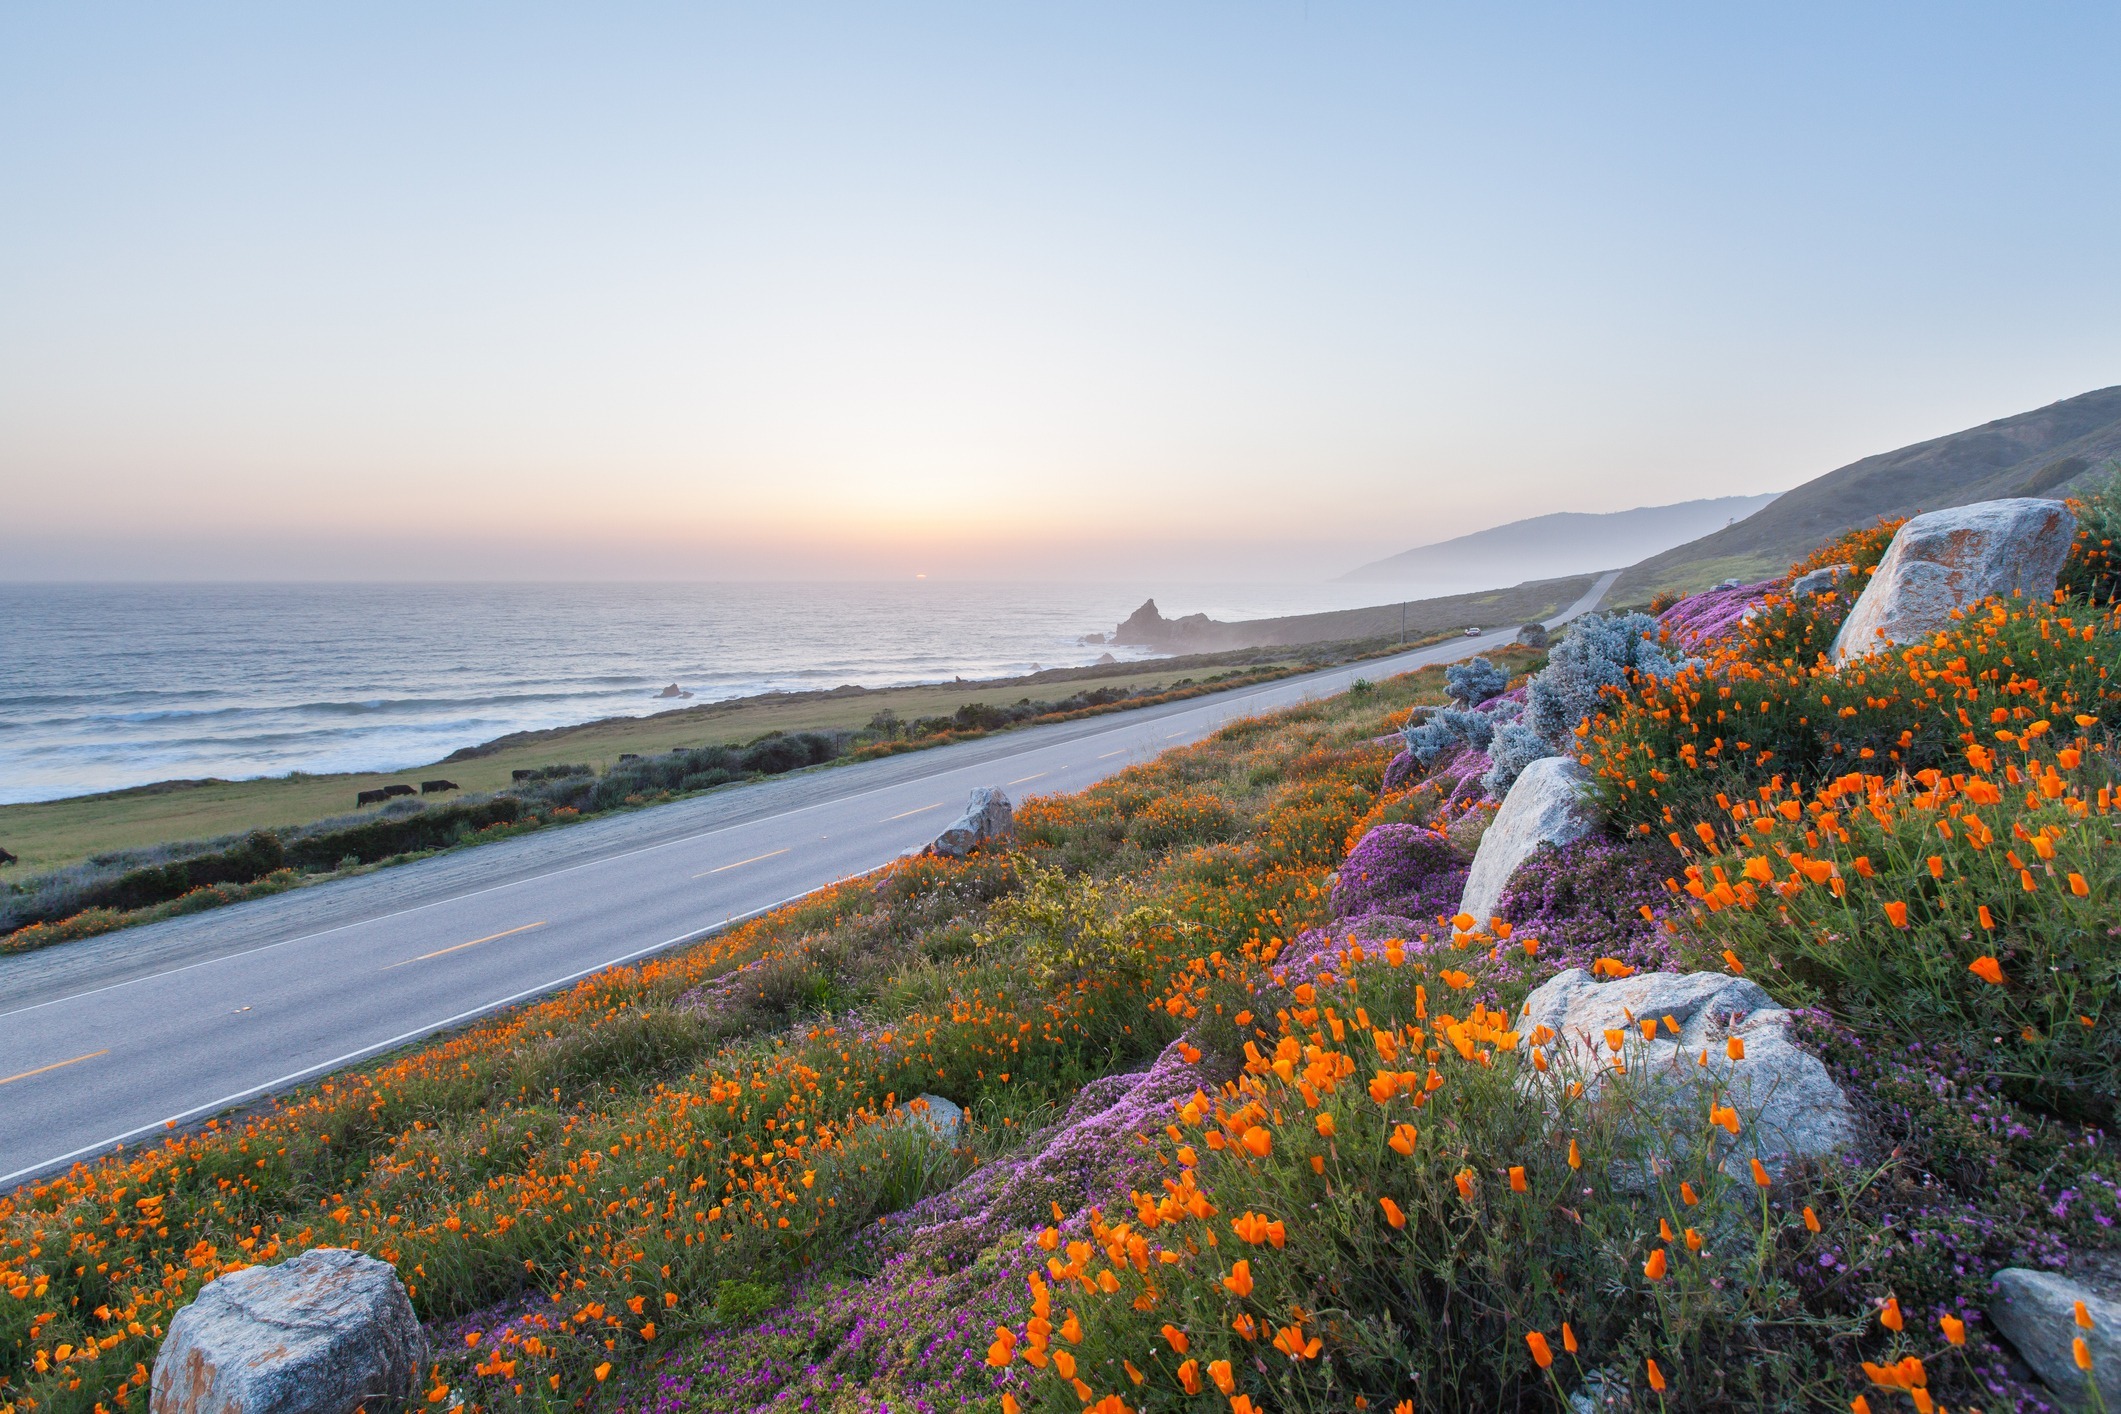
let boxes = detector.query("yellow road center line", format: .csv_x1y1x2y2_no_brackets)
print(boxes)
0,1049,109,1087
1006,772,1046,785
883,802,944,821
1098,749,1126,759
383,921,547,970
695,848,790,877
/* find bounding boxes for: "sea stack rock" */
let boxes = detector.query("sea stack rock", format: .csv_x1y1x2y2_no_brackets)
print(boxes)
1457,756,1597,927
150,1248,428,1414
1830,499,2076,664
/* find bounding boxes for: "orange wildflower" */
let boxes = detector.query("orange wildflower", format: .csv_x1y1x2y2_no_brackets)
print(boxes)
1223,1261,1254,1299
1525,1330,1553,1368
1883,900,1909,928
1968,956,2006,985
1379,1196,1406,1229
1643,1248,1668,1281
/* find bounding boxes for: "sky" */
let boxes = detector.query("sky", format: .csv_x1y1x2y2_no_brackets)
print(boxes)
2,3,2118,582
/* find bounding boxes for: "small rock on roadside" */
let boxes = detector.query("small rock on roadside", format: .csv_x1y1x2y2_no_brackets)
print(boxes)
925,787,1014,858
150,1248,428,1414
1989,1268,2119,1406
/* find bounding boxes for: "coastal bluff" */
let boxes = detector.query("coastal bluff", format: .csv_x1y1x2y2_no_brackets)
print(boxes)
1107,574,1602,653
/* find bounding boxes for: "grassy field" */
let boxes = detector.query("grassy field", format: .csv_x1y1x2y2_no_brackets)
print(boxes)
0,650,1337,875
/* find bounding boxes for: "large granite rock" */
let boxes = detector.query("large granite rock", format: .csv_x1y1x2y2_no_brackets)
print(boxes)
1989,1268,2119,1406
150,1248,427,1414
1518,969,1855,1183
1457,756,1597,926
925,787,1014,858
1830,499,2076,664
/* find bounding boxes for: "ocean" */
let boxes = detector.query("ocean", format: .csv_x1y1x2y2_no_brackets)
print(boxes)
0,579,1472,805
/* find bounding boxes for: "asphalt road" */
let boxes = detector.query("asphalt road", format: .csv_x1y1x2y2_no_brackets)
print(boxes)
0,571,1615,1190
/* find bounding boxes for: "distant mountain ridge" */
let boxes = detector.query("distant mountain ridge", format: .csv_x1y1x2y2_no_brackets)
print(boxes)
1616,385,2121,599
1342,495,1781,583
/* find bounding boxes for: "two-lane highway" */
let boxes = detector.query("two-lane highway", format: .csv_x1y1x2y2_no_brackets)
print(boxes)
0,572,1615,1189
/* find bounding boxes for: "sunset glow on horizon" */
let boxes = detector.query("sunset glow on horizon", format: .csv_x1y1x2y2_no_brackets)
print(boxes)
4,3,2119,580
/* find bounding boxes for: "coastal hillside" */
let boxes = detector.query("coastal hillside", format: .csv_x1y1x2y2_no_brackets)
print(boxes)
1342,494,1780,584
7,496,2118,1414
1616,384,2121,599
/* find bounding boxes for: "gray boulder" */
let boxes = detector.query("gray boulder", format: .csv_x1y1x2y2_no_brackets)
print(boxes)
903,1093,964,1144
1989,1268,2119,1406
150,1248,427,1414
1457,756,1597,927
1830,498,2076,664
1790,563,1853,599
1518,969,1855,1184
925,787,1014,858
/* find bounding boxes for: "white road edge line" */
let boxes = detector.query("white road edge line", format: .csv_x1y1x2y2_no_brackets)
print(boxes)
0,873,880,1191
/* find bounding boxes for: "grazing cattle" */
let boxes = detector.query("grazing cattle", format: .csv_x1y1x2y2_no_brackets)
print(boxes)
0,846,17,866
356,789,391,807
382,784,416,798
420,779,459,794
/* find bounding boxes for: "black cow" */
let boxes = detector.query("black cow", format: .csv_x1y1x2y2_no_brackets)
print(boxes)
356,788,391,806
421,779,459,794
0,846,17,867
382,784,416,798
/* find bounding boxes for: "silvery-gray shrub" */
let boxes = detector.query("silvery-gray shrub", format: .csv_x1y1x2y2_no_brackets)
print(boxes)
1484,612,1688,795
1445,656,1507,707
1482,721,1550,798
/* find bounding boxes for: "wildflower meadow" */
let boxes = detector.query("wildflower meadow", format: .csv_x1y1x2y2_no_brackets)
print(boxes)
6,493,2121,1413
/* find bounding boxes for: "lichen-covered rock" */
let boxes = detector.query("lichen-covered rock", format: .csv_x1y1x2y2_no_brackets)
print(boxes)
150,1248,427,1414
1458,757,1597,926
1518,969,1855,1183
925,787,1014,858
1989,1268,2119,1406
1830,498,2076,664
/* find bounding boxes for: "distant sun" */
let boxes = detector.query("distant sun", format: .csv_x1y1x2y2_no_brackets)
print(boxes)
915,572,927,579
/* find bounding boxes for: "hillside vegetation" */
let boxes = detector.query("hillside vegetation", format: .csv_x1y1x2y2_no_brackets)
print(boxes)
1343,495,1779,584
1617,385,2121,600
4,491,2120,1413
